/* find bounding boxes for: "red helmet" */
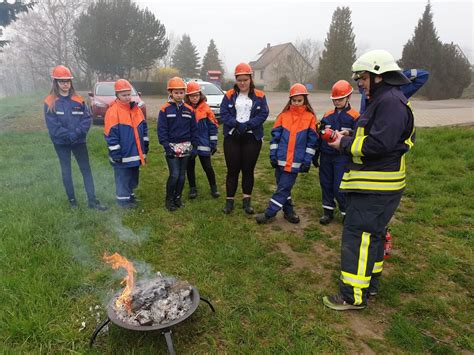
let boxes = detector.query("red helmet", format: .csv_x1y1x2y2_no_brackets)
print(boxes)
289,83,309,97
167,76,186,90
186,81,201,95
114,79,132,92
234,62,253,76
52,65,73,80
330,80,353,99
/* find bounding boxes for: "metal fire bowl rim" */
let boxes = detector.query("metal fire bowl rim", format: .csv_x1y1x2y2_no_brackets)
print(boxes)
107,286,200,331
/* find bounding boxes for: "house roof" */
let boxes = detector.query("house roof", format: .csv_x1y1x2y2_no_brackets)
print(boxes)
249,43,293,70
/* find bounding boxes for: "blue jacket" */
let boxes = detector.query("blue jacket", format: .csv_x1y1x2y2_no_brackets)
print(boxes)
44,93,91,145
158,101,198,155
194,101,218,156
220,88,269,140
340,84,415,193
104,100,148,168
359,69,429,114
319,105,359,155
269,105,318,173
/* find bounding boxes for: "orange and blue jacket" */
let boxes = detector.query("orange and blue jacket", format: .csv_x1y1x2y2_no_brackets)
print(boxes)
319,105,359,155
269,105,318,173
104,100,148,168
158,100,197,156
44,93,91,145
220,88,269,140
194,101,218,156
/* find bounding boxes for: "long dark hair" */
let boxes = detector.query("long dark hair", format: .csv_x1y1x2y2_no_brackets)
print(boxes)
47,79,77,112
233,75,256,95
280,95,315,114
184,92,207,108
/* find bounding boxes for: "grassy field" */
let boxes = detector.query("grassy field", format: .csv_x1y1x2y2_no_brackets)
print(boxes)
0,94,473,354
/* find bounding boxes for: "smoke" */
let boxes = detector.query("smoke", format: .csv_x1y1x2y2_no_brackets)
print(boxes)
108,214,151,244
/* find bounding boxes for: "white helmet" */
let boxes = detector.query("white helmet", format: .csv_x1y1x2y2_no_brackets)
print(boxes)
352,49,410,85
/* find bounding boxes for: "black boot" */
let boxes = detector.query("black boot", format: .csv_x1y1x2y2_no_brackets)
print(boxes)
165,198,176,212
174,195,184,208
189,186,197,199
88,199,108,211
319,208,334,225
210,185,220,198
255,213,274,224
242,197,254,215
284,210,300,224
223,199,234,214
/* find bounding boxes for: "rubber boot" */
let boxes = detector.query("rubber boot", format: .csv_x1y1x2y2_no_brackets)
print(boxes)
242,197,254,215
223,199,234,214
284,210,300,224
319,208,334,225
210,185,220,198
189,186,197,199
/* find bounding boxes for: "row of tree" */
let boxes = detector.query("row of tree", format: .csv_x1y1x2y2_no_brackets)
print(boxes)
0,1,471,99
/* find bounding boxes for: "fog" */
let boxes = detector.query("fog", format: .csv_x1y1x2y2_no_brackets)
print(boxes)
136,0,473,75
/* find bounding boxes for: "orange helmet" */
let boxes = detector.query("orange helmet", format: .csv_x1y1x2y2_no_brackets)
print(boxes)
114,79,133,92
167,76,186,90
52,65,73,80
186,81,201,95
234,62,253,76
289,83,309,97
330,80,353,99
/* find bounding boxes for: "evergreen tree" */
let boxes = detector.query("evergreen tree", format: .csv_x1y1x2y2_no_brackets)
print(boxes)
74,0,169,78
399,2,471,99
0,1,35,47
317,6,356,90
200,39,224,80
172,34,200,78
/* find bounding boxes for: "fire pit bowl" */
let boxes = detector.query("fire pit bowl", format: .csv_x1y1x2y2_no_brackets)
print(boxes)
90,286,215,355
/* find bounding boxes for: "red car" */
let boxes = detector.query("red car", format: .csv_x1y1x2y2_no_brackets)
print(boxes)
88,81,147,124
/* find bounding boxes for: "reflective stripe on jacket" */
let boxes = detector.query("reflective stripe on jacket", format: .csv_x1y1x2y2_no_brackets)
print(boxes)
194,101,218,156
220,88,269,140
340,85,415,192
104,100,148,168
269,105,318,173
44,94,91,145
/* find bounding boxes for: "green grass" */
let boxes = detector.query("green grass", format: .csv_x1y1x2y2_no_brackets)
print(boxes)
0,93,473,353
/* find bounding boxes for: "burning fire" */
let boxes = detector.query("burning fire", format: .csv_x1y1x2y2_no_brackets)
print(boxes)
103,252,136,314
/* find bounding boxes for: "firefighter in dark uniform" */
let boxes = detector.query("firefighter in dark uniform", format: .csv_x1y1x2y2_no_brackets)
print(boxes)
322,50,417,310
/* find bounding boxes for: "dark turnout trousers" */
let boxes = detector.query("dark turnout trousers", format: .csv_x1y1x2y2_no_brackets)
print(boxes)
339,191,402,305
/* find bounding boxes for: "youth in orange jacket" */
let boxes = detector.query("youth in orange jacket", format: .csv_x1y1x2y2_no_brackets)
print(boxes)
104,79,148,207
256,84,318,224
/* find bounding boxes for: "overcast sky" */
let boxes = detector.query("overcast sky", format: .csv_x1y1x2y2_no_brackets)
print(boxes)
135,0,473,76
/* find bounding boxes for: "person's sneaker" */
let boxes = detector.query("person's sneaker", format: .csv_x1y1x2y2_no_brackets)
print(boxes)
188,187,198,199
242,197,254,215
284,211,300,224
69,198,78,209
319,208,334,225
367,290,378,298
322,294,366,311
210,185,220,198
130,194,141,203
88,200,108,211
255,213,274,224
174,197,184,208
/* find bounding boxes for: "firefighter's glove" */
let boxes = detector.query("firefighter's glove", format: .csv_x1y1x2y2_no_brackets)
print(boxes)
299,163,310,173
211,147,217,155
312,156,319,168
112,157,122,164
270,158,278,169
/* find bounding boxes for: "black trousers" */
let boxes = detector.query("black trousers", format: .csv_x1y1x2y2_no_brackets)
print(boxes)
339,191,402,305
223,133,262,197
186,155,216,188
53,143,96,202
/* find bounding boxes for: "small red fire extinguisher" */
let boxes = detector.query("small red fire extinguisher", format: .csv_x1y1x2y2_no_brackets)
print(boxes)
384,228,392,260
320,128,337,143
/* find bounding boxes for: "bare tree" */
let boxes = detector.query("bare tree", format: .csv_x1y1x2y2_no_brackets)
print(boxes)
0,0,91,95
159,31,179,68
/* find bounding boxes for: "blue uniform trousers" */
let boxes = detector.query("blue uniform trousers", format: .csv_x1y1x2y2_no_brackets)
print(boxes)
266,169,297,217
319,153,349,213
114,166,139,206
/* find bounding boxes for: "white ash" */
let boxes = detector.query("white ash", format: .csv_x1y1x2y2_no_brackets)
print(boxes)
113,272,193,326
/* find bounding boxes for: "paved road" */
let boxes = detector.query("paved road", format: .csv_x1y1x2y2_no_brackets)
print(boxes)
143,91,473,128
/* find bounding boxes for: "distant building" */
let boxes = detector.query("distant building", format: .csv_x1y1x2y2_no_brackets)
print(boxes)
249,42,313,91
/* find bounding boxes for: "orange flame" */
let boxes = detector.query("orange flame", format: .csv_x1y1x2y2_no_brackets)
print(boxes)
103,252,136,314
